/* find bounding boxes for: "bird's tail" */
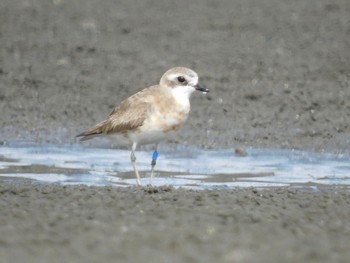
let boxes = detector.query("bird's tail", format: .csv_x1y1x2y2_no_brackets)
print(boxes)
76,121,106,141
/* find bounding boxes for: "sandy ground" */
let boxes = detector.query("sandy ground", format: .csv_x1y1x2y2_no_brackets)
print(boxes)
0,0,350,262
1,181,350,263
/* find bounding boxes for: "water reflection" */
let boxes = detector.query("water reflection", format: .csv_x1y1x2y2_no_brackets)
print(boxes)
0,145,349,189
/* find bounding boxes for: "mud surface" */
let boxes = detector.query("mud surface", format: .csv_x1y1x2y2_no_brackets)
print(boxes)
0,0,350,262
1,180,350,263
0,0,349,151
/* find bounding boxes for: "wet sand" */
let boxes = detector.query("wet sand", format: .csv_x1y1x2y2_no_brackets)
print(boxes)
0,180,350,262
1,181,350,263
1,0,350,262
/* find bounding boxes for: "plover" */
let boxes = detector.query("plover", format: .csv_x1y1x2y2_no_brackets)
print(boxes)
77,67,209,185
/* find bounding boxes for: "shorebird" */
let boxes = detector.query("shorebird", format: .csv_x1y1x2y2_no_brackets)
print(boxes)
77,67,209,185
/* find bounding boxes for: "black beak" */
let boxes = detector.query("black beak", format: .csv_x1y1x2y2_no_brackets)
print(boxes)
195,83,209,93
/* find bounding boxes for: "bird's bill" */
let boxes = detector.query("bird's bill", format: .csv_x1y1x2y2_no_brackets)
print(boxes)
195,83,209,94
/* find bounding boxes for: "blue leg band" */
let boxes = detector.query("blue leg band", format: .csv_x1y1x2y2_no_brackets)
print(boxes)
152,150,159,161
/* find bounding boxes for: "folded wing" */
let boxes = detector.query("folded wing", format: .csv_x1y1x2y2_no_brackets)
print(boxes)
76,99,150,141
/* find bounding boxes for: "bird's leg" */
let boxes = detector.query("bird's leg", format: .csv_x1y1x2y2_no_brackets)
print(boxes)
150,144,159,185
130,143,141,186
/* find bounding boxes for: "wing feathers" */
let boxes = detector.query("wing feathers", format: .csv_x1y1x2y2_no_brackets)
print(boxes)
76,101,150,141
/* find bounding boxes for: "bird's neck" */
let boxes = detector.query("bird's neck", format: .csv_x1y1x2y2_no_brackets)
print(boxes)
170,86,193,107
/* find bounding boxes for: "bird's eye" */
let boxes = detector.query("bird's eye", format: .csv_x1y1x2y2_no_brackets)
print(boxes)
177,76,186,83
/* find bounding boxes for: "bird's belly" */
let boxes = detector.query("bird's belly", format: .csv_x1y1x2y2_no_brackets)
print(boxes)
106,129,167,146
106,113,187,146
129,129,168,145
148,110,187,132
131,110,188,145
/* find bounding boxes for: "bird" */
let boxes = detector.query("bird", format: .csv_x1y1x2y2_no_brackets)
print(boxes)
76,67,209,185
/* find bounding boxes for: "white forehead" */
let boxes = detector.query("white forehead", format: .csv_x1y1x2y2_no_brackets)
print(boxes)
160,67,199,86
167,72,198,83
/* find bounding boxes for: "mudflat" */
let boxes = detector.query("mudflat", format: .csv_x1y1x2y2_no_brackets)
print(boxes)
1,181,350,263
0,0,349,262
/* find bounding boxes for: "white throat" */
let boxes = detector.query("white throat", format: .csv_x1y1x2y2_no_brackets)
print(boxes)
171,86,195,106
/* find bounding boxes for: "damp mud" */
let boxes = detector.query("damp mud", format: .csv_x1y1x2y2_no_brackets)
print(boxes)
1,0,350,262
0,0,349,153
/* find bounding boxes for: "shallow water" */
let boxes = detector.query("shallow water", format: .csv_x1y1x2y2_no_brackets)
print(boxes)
0,145,349,189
